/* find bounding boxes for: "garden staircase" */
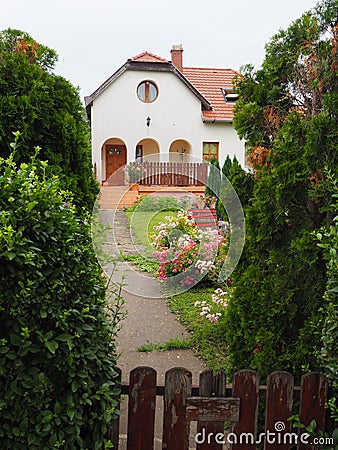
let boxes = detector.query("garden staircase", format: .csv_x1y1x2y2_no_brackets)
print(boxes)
98,185,138,209
188,208,218,228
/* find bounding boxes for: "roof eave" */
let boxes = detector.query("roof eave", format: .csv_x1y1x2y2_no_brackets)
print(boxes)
202,116,233,124
84,60,212,111
84,64,128,107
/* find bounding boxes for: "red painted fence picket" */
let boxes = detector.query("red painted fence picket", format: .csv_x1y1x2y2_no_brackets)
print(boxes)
196,370,227,450
126,366,157,450
108,367,329,449
162,367,192,450
298,372,328,450
232,370,260,450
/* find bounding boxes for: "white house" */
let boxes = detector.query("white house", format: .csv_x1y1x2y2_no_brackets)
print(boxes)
85,45,245,186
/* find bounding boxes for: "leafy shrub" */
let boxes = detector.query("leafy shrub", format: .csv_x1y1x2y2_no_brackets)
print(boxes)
125,162,144,183
317,180,338,393
151,211,228,288
0,155,122,449
0,30,99,211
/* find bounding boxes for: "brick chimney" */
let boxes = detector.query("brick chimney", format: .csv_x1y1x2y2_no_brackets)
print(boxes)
171,44,183,71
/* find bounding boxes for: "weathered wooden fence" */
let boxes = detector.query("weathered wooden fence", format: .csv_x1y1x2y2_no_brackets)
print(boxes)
107,366,332,450
136,162,208,186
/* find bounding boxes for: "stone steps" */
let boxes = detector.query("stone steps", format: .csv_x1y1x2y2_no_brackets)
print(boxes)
98,186,139,209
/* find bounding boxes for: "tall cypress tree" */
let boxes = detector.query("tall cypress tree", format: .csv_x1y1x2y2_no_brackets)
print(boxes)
205,156,221,198
216,156,254,220
225,0,338,380
221,155,232,178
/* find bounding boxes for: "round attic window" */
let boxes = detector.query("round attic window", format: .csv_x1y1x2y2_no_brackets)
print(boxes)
137,80,158,103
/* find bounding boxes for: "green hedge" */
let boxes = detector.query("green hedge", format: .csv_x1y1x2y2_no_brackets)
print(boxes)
0,155,121,449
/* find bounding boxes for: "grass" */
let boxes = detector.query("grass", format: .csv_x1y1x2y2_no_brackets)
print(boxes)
167,286,229,373
137,336,192,352
123,210,177,273
125,210,177,251
122,254,159,273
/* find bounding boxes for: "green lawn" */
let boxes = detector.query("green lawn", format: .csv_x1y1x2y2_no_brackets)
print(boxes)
123,210,177,272
125,210,177,252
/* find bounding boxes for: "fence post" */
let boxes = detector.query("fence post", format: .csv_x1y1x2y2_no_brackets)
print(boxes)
297,372,328,450
162,367,192,450
264,371,294,450
231,369,260,450
196,369,227,450
126,366,157,450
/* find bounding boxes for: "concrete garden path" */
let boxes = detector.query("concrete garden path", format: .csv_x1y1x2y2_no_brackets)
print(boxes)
99,209,207,384
98,209,207,449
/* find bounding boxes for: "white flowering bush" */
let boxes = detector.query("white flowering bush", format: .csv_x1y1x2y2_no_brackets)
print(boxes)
195,288,230,323
152,210,198,250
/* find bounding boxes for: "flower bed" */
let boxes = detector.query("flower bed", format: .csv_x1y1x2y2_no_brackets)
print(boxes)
151,210,229,289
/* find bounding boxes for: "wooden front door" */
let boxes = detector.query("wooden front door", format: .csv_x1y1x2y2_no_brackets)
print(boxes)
106,144,127,185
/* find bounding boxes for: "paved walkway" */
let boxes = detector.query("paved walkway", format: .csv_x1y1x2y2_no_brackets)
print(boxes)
98,209,207,449
99,209,207,383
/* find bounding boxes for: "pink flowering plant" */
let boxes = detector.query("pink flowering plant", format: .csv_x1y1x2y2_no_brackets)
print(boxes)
199,194,217,208
195,288,230,323
151,210,229,289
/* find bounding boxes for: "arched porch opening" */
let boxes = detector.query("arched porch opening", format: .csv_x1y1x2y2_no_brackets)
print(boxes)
135,138,160,162
169,139,192,162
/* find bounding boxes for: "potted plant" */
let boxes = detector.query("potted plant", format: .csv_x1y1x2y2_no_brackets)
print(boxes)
125,162,144,184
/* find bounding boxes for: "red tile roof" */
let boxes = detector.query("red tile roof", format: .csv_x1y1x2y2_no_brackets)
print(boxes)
130,51,169,63
182,67,238,121
86,50,238,122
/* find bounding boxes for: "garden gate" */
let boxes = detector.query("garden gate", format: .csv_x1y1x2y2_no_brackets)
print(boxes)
107,366,332,449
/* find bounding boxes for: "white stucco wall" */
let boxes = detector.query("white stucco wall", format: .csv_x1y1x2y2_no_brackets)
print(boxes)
89,69,245,181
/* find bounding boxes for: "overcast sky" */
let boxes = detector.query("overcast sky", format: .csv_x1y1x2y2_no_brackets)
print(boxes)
3,0,319,101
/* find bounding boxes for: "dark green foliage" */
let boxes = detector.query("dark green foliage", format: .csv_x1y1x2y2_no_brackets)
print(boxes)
317,176,338,393
0,155,121,449
227,157,254,208
226,0,338,381
205,156,221,197
216,156,254,221
221,155,232,178
0,29,98,210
